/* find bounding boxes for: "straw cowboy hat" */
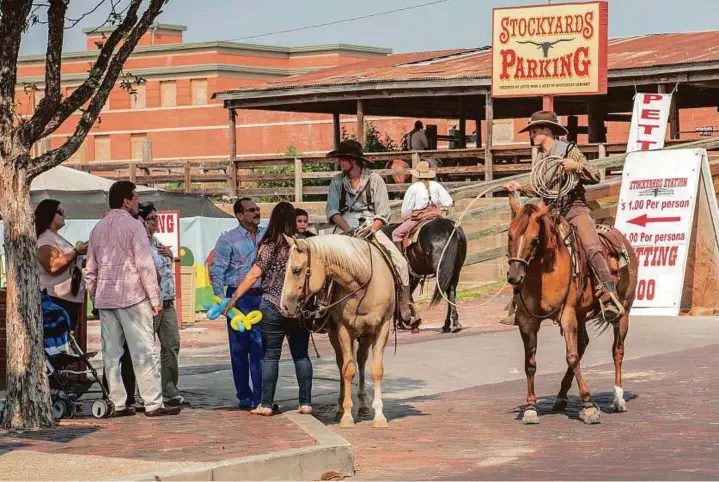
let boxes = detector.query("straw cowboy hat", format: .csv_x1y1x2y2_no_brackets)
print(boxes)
410,161,437,179
518,110,569,137
325,139,369,165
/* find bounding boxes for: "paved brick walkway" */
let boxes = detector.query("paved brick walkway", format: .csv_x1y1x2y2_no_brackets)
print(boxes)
0,407,314,463
312,344,719,481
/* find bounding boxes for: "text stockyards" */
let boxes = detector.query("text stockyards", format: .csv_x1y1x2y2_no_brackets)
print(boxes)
491,1,608,97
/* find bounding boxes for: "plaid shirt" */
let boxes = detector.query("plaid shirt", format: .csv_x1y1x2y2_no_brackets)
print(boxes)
209,224,266,297
85,209,161,309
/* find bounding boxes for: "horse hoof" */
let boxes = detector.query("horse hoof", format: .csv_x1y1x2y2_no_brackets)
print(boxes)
411,327,420,334
442,326,451,333
613,398,627,413
580,406,601,424
552,397,568,412
522,409,539,425
373,417,389,428
451,325,462,333
339,416,355,428
358,406,371,417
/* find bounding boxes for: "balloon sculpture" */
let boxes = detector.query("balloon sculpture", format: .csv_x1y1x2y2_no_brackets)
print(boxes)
204,295,262,332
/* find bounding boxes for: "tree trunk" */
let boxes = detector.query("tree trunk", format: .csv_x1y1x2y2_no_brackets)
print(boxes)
0,161,54,429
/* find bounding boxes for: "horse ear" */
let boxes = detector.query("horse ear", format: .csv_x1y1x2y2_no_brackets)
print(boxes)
284,234,297,248
509,193,522,217
536,202,549,217
296,238,309,252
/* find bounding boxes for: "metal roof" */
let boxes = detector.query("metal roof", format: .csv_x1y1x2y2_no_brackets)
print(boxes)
215,31,719,98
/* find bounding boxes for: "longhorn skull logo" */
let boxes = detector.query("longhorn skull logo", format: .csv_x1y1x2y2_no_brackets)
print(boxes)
517,38,575,57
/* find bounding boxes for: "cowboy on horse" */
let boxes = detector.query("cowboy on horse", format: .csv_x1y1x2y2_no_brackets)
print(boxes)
325,139,414,325
504,110,624,323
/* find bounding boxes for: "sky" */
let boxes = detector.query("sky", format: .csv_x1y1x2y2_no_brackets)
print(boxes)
18,0,719,55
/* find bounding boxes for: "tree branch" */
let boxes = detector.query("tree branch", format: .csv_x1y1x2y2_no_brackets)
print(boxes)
16,0,67,147
27,0,167,178
39,0,143,138
0,0,33,153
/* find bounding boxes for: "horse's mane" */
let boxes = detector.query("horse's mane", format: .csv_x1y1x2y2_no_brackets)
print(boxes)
514,204,560,255
302,235,373,280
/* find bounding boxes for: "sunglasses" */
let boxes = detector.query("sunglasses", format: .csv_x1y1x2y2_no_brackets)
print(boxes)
57,208,65,216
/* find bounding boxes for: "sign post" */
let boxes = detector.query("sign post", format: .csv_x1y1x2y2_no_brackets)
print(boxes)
614,149,719,316
154,210,183,326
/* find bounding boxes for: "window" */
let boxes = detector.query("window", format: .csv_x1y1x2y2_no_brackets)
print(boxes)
190,79,208,105
160,81,176,107
68,137,88,164
95,135,110,161
130,134,146,160
131,84,146,109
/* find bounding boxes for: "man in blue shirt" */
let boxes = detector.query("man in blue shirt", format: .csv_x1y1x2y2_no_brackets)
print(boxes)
210,197,266,409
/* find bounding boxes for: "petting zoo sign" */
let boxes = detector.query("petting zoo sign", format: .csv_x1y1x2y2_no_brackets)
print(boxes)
614,149,719,316
491,1,608,97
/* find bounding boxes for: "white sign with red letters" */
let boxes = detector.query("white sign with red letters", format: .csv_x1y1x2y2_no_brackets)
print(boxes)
153,210,180,259
626,93,673,153
614,149,717,316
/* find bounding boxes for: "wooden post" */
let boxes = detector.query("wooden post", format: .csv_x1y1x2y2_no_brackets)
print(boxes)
598,143,607,181
228,108,238,198
543,95,554,111
474,110,482,147
356,99,364,146
566,115,579,143
659,84,681,139
129,162,137,184
411,152,421,182
294,157,303,203
458,97,467,149
184,161,192,193
587,98,606,143
484,92,494,183
332,112,341,149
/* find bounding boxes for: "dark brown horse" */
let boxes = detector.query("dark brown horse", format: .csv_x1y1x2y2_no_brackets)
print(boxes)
506,196,638,425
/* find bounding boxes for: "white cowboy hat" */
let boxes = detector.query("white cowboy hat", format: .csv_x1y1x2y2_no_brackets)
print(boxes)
410,161,436,179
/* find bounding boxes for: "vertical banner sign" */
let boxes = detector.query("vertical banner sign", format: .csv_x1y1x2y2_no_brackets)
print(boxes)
154,210,180,258
492,1,608,98
614,149,712,316
626,93,673,152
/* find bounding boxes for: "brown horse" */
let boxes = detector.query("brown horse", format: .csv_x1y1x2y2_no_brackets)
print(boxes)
506,195,638,425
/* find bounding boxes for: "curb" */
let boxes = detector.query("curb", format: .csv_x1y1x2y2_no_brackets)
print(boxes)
117,412,354,481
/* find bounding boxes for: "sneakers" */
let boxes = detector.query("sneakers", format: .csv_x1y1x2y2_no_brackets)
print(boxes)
144,405,182,417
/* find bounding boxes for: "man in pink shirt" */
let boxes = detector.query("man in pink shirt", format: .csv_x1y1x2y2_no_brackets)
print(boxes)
86,181,181,417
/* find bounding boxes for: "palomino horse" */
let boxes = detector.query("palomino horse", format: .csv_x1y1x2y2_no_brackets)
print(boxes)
281,234,394,428
506,196,638,425
381,218,467,332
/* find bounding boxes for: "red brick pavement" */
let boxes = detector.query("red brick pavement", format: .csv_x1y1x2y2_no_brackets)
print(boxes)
0,407,314,463
312,344,719,481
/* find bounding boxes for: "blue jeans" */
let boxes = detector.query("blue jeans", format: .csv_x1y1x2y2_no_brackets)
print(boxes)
259,300,313,407
226,287,264,408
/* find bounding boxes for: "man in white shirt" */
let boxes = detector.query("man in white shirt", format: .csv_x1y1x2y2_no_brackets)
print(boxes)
392,161,453,249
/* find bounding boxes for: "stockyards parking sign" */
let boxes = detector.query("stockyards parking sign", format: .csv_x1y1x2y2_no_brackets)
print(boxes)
492,1,608,97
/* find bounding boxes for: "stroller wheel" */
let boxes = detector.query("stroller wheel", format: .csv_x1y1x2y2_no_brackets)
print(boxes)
52,400,67,420
92,399,114,419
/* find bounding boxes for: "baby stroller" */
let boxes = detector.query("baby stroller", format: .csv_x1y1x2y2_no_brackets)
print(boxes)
42,290,115,419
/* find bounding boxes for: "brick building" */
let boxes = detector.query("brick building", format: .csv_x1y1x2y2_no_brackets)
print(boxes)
15,24,392,163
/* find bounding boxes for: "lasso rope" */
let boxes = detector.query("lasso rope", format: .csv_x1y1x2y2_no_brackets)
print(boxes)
529,154,578,200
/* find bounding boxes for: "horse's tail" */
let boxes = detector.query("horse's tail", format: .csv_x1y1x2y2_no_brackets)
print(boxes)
431,224,467,307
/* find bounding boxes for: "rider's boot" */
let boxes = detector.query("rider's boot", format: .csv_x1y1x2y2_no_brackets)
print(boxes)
601,280,624,325
498,299,518,326
398,284,413,324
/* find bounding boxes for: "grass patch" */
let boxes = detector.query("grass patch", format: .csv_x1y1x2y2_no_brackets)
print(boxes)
455,279,507,301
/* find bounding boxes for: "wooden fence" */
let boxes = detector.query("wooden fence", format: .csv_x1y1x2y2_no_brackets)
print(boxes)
65,140,667,202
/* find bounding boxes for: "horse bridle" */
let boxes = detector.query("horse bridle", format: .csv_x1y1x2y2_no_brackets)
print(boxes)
296,240,374,325
507,234,538,269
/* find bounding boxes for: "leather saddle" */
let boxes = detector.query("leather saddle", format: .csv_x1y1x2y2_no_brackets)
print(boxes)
401,215,441,250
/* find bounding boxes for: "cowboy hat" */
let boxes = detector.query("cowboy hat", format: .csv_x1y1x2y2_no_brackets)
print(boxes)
325,139,369,165
410,161,436,179
518,110,569,136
